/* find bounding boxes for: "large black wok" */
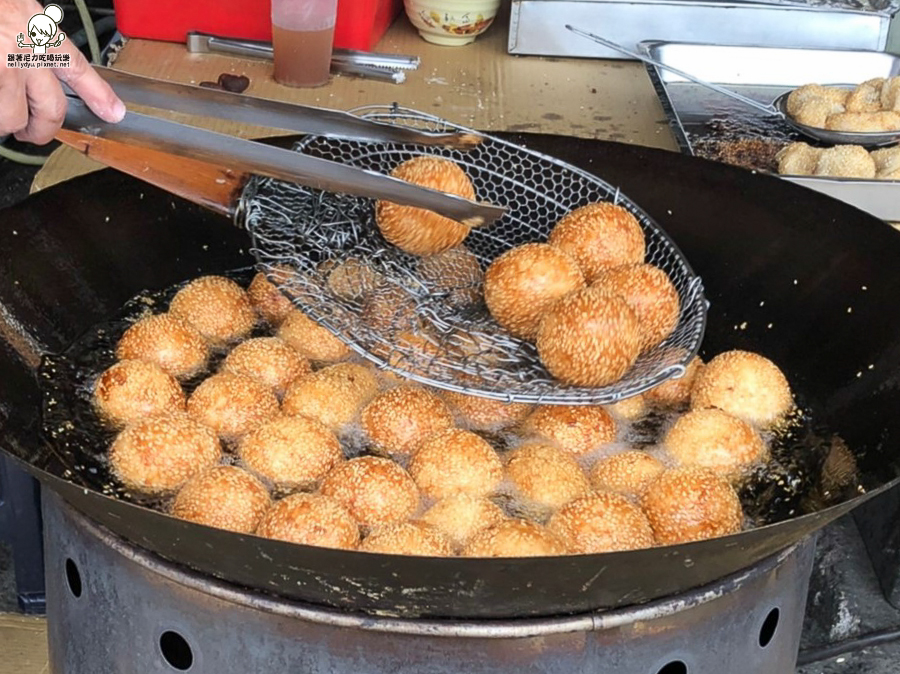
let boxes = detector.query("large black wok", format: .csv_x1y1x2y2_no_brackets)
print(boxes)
1,133,899,619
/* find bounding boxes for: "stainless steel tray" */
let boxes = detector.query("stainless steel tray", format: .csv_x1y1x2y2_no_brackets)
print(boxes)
640,41,900,221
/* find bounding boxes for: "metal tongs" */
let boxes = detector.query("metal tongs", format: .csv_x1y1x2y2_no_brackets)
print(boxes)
59,67,505,226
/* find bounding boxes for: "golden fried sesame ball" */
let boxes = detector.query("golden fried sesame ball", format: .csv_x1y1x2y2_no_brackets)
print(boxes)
187,372,279,440
691,350,793,427
776,142,822,177
505,443,590,511
277,309,350,364
786,84,849,116
375,156,476,256
645,355,704,408
94,359,186,428
872,146,900,178
483,243,585,340
408,429,503,499
116,313,209,379
419,494,507,548
441,390,533,432
256,493,360,550
463,520,568,557
547,202,646,283
222,337,311,396
592,264,680,351
664,408,769,480
589,450,665,497
359,285,420,335
846,79,884,113
360,385,454,457
169,276,256,346
109,414,221,494
549,492,655,553
417,245,484,307
606,394,646,421
813,144,877,179
239,415,343,490
380,331,446,378
824,112,900,134
247,271,294,326
282,362,378,431
641,467,744,545
536,287,642,387
360,521,455,556
521,405,616,456
322,257,382,301
319,456,420,529
882,76,900,111
794,98,844,127
171,465,271,533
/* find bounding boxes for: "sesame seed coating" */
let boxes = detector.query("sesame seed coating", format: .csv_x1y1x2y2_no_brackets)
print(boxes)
116,313,209,379
322,258,381,301
319,456,420,529
169,276,256,346
360,385,454,457
282,362,378,430
247,272,294,326
408,429,503,499
441,390,533,432
505,443,590,511
360,521,455,556
417,245,484,308
589,450,665,497
277,309,351,364
171,465,271,533
256,493,360,550
419,494,507,548
462,519,569,557
521,405,617,456
187,372,279,440
645,355,704,407
606,394,646,421
375,156,476,256
223,337,311,395
549,492,655,553
93,359,186,428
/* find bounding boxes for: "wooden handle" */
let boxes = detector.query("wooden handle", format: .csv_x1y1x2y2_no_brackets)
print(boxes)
56,128,249,217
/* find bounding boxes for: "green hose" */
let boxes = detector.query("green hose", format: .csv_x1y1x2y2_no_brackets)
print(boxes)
72,0,101,64
0,143,50,165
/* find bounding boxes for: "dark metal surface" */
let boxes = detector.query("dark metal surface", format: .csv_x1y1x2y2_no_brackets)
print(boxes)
2,133,900,618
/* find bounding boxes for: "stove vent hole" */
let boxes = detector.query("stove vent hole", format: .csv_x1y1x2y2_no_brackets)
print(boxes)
758,607,780,648
656,661,688,674
160,630,194,670
64,558,82,598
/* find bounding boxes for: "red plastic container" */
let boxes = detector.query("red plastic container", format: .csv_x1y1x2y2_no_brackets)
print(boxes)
113,0,404,51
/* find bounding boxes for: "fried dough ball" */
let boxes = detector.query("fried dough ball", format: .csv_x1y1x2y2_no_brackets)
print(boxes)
548,492,655,554
360,521,455,556
169,276,256,345
592,263,680,351
521,405,616,456
872,146,900,179
786,84,848,116
187,372,279,440
641,467,744,544
548,202,646,282
441,390,533,431
222,337,311,395
417,245,484,307
116,313,209,379
247,271,294,326
322,257,381,301
882,76,900,111
360,385,454,457
94,359,186,428
814,144,877,179
794,98,845,128
535,287,641,387
505,443,590,511
277,309,350,363
589,450,665,497
281,362,378,431
463,519,568,557
319,456,420,529
419,494,507,548
846,79,884,113
239,415,343,490
607,394,646,421
109,414,221,494
408,429,503,499
776,142,822,177
359,285,419,334
825,111,900,134
375,156,476,256
484,243,585,340
691,350,793,427
645,355,704,408
256,493,360,549
664,408,769,480
171,465,271,533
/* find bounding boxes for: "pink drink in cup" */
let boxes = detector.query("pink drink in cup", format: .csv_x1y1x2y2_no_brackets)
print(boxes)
272,0,338,87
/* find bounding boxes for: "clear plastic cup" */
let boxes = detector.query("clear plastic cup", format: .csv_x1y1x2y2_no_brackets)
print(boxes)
271,0,338,88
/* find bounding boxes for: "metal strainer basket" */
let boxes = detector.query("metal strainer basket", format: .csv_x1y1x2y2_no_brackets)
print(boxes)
242,105,707,405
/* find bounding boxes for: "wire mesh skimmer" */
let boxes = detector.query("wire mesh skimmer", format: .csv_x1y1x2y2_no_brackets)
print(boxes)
243,105,707,405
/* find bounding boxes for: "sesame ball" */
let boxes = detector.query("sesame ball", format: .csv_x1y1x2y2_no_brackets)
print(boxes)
375,156,476,256
521,405,617,456
417,245,484,307
441,390,533,432
256,493,360,550
239,415,343,490
281,362,378,431
277,309,351,363
505,443,590,511
408,429,503,499
360,521,455,556
171,465,271,533
247,271,294,326
641,467,744,545
360,385,454,457
536,287,642,387
322,257,381,301
547,202,646,282
606,394,646,421
359,285,420,335
589,450,665,497
319,456,421,529
222,337,311,395
169,276,256,346
93,359,185,428
463,520,568,557
645,355,704,408
419,494,507,548
484,243,585,340
691,350,793,427
187,372,279,440
116,313,209,379
549,492,655,554
109,414,221,494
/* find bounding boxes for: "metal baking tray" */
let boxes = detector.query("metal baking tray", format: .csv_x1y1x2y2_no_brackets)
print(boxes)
640,41,900,221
